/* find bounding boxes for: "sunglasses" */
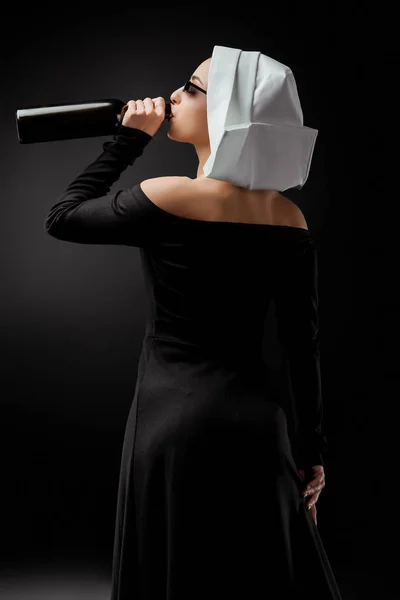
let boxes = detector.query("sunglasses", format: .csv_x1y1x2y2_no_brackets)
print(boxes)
183,79,207,95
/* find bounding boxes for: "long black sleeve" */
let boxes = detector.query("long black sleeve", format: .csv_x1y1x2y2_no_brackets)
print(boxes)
44,125,174,247
272,237,328,471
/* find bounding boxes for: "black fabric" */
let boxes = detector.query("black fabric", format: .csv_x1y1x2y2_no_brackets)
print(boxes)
45,125,342,599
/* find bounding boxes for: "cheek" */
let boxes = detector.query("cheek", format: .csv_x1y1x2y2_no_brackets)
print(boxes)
182,106,205,129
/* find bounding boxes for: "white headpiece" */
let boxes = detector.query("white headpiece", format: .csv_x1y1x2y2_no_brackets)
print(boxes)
203,45,318,192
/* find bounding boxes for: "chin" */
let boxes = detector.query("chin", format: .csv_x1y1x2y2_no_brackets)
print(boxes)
166,130,192,145
166,129,178,140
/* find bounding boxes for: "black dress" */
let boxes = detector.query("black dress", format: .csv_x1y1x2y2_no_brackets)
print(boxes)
45,125,343,600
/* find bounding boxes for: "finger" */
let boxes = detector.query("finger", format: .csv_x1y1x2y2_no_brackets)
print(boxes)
303,476,325,497
153,96,166,111
303,482,325,497
143,97,154,112
135,99,145,114
151,96,166,117
305,490,321,511
124,100,138,116
302,472,325,496
302,479,325,496
311,503,317,526
120,104,129,119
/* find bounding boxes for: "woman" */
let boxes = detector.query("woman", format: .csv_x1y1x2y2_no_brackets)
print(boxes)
45,46,342,599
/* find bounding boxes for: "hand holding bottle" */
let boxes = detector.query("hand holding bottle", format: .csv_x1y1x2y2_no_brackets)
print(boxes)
121,97,166,138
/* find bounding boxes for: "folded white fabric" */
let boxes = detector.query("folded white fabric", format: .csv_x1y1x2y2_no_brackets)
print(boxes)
203,45,318,192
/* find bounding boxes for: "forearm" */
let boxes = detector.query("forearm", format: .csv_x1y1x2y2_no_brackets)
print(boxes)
45,125,153,239
44,126,155,245
288,350,327,468
49,126,153,205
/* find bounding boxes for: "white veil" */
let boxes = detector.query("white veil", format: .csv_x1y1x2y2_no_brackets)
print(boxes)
203,45,318,192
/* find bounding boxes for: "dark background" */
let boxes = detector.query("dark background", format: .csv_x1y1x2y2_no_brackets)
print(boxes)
0,3,393,599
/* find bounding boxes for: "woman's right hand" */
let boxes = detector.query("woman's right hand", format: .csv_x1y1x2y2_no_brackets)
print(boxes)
120,97,166,137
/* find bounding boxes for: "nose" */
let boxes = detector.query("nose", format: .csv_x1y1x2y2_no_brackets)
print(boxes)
170,84,185,105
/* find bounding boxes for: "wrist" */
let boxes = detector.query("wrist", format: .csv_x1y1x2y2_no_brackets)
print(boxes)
113,123,153,143
102,124,154,166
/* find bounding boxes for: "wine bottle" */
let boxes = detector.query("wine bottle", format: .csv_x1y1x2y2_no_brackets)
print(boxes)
15,99,172,144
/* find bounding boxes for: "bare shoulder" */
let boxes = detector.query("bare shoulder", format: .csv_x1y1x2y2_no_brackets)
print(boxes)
139,176,308,229
273,194,309,230
140,176,217,220
139,176,192,215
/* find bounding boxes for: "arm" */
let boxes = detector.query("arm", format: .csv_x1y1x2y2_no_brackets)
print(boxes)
272,237,328,471
44,125,175,246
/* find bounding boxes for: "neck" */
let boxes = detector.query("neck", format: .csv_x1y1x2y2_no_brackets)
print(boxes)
195,142,211,178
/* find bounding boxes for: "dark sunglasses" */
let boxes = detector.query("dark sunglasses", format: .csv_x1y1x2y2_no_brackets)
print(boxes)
183,79,207,95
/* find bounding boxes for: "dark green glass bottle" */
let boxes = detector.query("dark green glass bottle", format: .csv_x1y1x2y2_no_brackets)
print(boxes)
15,99,172,143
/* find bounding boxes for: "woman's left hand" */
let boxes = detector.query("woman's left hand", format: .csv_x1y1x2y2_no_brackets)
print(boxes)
120,97,166,137
298,465,326,526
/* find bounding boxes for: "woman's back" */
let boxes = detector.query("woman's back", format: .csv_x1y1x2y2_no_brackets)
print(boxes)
134,179,313,369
